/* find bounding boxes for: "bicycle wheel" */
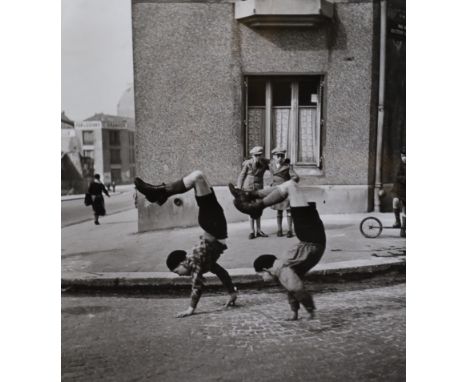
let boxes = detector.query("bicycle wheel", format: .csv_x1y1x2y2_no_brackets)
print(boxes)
360,217,383,238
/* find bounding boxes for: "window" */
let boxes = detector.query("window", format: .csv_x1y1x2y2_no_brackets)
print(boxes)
82,150,94,159
111,169,121,184
244,75,323,166
110,149,121,164
109,130,120,146
82,130,94,145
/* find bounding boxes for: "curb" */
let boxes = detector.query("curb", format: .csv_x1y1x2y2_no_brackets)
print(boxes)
61,191,124,202
62,258,405,293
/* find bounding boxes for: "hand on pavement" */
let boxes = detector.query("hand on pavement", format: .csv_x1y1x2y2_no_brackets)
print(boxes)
176,307,194,318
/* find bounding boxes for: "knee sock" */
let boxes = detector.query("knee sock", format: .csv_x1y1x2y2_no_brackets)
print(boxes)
286,214,292,232
277,215,283,232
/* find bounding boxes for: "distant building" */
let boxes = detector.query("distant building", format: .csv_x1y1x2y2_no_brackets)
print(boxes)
117,84,135,118
74,113,136,185
61,111,88,194
61,111,80,153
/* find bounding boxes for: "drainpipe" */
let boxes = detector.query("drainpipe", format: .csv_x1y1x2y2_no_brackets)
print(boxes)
374,0,387,212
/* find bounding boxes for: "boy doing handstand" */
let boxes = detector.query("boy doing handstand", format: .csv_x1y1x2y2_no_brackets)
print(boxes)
135,171,238,318
230,180,326,320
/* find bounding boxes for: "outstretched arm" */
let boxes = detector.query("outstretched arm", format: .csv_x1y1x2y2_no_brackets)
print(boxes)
102,184,110,197
176,264,203,318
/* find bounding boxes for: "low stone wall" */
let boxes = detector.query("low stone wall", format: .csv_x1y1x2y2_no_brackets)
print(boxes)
137,185,372,232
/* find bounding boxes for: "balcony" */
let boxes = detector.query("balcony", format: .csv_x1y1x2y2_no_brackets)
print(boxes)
235,0,334,28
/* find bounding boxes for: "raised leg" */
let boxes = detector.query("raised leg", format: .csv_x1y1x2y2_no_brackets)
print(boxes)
135,170,212,205
232,180,310,217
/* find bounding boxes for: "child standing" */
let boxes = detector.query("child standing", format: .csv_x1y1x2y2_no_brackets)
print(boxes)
236,146,270,239
269,147,300,237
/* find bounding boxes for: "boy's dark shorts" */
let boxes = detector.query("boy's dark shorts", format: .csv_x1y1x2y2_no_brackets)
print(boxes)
290,205,326,246
195,190,228,240
286,242,325,276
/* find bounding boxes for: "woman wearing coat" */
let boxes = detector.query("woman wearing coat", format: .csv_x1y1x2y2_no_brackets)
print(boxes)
237,146,270,239
87,174,110,225
269,147,300,237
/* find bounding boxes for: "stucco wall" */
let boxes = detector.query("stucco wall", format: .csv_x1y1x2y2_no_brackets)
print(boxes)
237,2,375,186
132,0,379,230
132,1,243,186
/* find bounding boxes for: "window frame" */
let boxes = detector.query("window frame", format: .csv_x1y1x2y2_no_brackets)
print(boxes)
109,130,121,146
82,149,94,159
243,74,325,168
110,148,121,164
82,130,94,146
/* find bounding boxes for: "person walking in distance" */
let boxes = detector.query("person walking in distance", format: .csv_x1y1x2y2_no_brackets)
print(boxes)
87,174,110,225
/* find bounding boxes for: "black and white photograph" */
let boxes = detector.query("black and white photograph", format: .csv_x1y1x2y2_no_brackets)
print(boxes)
6,0,468,380
58,0,408,380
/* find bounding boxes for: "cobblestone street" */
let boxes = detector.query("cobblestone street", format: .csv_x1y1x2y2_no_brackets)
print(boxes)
62,278,405,382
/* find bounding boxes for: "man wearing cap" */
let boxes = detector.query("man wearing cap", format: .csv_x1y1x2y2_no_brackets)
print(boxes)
236,146,270,239
134,171,238,317
269,147,300,237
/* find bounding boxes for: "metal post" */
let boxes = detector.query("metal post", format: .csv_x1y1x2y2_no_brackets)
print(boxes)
374,0,387,212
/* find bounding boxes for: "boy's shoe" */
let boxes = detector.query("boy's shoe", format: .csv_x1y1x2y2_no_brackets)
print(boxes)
228,183,256,201
233,198,263,218
134,177,168,205
94,221,100,225
228,183,242,198
256,230,268,238
286,231,294,238
248,232,256,240
392,221,402,228
277,230,284,237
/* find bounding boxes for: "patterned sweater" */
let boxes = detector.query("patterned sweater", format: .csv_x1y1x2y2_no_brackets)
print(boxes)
184,237,227,309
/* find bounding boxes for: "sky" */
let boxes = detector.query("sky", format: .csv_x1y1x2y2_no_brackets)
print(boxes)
61,0,133,121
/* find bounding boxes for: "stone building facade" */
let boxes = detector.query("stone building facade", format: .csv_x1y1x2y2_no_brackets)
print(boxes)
131,0,405,232
75,113,136,185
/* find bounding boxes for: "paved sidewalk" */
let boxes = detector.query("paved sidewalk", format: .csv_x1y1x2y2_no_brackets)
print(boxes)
62,208,405,289
61,184,135,201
